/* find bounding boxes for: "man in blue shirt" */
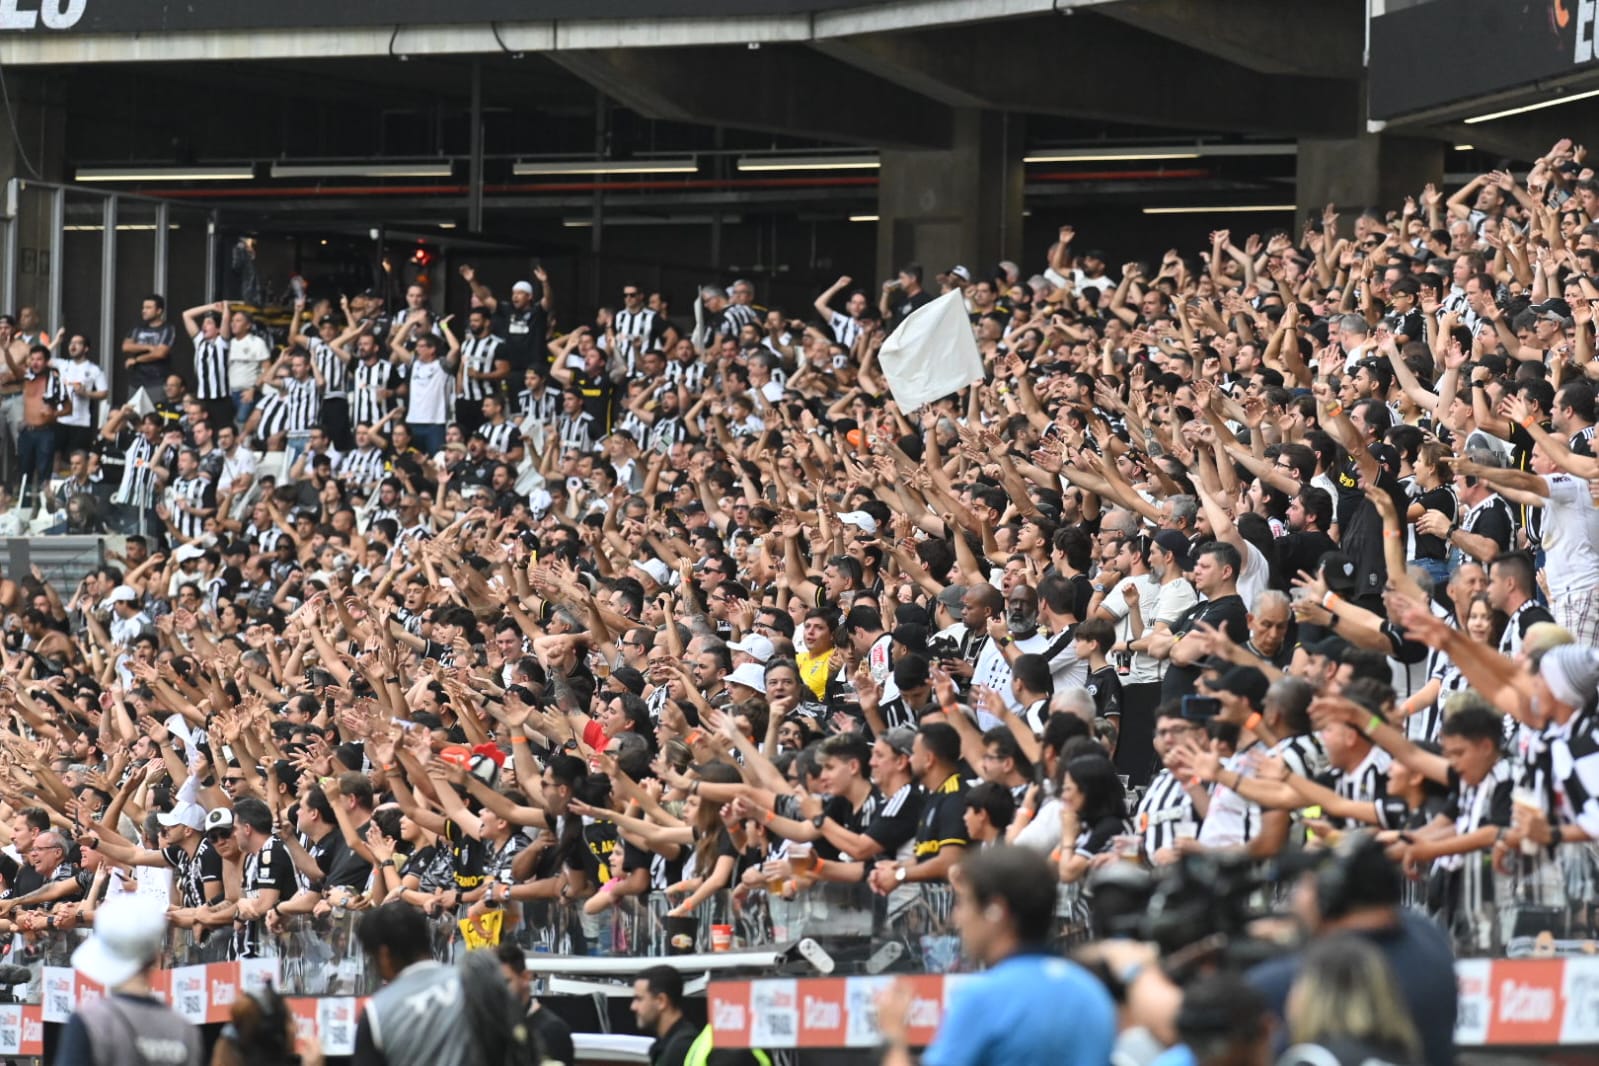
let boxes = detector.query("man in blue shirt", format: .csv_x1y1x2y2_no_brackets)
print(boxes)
876,846,1116,1066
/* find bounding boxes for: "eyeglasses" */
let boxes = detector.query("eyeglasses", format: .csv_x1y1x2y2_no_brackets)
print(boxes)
28,844,62,855
623,290,641,298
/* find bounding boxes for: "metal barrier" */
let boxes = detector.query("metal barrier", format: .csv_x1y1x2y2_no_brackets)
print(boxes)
2,862,1584,1006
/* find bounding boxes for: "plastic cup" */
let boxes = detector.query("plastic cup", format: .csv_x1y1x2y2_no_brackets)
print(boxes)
710,924,733,952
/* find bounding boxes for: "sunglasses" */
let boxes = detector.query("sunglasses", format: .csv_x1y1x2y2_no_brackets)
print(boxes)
208,828,234,841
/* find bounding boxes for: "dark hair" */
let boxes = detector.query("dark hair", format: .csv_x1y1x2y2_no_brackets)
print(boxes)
636,964,685,1009
964,781,1017,832
1074,617,1115,654
819,732,872,775
958,845,1058,944
1065,754,1127,824
1010,652,1053,697
1489,551,1537,598
916,721,962,767
231,797,274,834
356,902,434,970
1439,705,1505,746
1194,540,1241,583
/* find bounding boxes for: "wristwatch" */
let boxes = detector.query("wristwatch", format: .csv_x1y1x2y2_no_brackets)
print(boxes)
893,864,908,884
811,813,826,830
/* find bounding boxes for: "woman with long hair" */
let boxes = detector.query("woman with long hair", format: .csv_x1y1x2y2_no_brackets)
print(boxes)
1280,934,1423,1065
1055,752,1129,885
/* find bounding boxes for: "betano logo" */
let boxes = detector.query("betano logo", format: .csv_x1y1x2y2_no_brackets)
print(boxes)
802,995,841,1030
0,0,84,29
1497,979,1557,1023
712,1001,746,1031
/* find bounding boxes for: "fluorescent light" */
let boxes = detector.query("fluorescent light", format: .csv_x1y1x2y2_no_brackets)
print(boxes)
1464,87,1599,124
736,154,878,172
439,222,457,229
76,166,255,182
848,214,879,222
515,158,698,176
1142,205,1296,215
1024,144,1293,163
270,162,453,179
1454,144,1474,151
63,224,181,232
562,214,740,228
1026,151,1199,163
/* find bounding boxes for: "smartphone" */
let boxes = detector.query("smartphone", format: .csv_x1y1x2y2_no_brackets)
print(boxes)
1181,695,1222,721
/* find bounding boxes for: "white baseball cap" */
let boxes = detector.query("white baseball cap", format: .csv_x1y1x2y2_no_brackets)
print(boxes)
632,558,671,586
728,634,775,663
71,894,168,989
100,585,138,609
156,801,206,832
512,281,535,296
835,511,878,535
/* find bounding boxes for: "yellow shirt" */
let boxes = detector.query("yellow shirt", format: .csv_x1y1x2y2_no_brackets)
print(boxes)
794,647,835,700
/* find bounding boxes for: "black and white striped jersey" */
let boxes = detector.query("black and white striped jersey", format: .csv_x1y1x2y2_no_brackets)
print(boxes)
458,333,508,402
1136,769,1198,862
474,419,518,457
336,447,387,489
1329,745,1392,822
351,357,395,426
192,335,230,400
827,310,862,350
114,435,161,509
251,390,289,444
611,307,664,375
281,375,321,432
167,474,215,540
517,385,561,425
557,411,599,454
309,338,350,398
723,303,761,334
664,359,708,395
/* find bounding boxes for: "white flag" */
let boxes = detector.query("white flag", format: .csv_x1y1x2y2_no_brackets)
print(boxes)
876,289,985,412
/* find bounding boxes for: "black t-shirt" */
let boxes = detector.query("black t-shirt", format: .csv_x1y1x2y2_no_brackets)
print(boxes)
1336,464,1408,605
1161,593,1249,699
1072,815,1127,858
444,819,487,893
528,1005,575,1066
324,821,374,890
913,773,970,863
165,838,224,909
246,838,298,901
300,830,344,891
496,304,550,375
574,819,619,886
1464,495,1514,553
1391,309,1426,345
1414,486,1455,560
1277,530,1337,591
1086,665,1123,719
889,290,933,329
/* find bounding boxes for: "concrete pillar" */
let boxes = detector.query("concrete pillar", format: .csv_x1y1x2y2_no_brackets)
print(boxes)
876,109,1023,285
1296,133,1444,231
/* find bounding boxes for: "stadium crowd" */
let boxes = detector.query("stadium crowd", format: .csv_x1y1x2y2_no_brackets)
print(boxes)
8,139,1599,1065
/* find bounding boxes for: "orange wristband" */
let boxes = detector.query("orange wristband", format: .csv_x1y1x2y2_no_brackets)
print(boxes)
1244,712,1262,733
511,736,528,745
685,730,704,746
763,809,775,825
1521,415,1537,429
